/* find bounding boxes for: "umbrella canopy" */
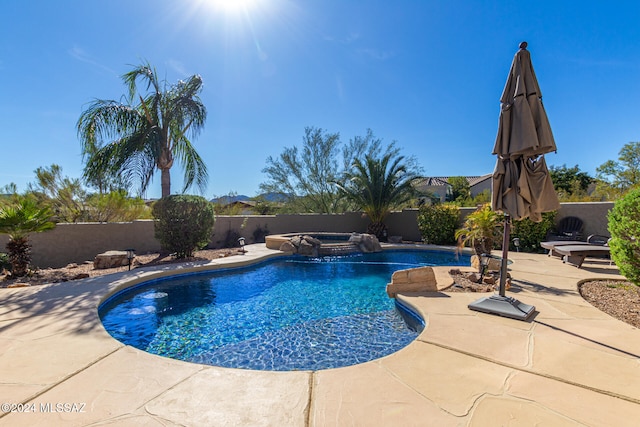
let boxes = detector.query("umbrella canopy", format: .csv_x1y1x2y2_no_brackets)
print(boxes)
491,42,559,222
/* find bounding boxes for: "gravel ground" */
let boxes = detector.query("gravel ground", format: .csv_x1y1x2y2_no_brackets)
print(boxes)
2,251,638,329
0,249,243,288
579,280,640,328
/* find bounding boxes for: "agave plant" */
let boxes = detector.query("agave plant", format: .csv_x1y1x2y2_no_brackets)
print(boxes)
455,204,503,257
0,198,56,277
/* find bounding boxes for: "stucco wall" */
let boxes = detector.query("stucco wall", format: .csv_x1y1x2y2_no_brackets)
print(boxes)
0,203,614,268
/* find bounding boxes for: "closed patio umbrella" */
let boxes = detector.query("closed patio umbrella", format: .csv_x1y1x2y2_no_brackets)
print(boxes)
469,42,560,321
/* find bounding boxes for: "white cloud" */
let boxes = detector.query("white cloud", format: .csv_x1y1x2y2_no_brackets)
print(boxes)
68,45,117,75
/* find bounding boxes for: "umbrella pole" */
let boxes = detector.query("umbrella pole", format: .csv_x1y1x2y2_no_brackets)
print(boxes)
499,214,511,297
467,213,535,321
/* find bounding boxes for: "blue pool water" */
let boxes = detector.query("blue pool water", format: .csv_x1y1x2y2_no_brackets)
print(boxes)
99,250,469,371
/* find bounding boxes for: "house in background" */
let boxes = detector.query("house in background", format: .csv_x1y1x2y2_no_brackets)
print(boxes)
414,174,492,203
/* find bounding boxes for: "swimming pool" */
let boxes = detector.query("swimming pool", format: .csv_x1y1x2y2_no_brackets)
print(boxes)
99,249,469,371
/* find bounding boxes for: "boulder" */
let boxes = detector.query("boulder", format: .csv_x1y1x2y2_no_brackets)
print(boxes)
354,233,382,253
298,239,318,257
483,275,496,285
279,241,296,253
290,235,302,248
386,266,437,297
463,272,481,283
302,235,322,246
94,251,132,269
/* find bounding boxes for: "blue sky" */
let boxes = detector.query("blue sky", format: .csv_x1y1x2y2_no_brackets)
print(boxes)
2,0,640,199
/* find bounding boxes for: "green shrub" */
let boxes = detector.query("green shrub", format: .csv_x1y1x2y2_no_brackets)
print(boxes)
152,195,215,258
84,190,151,222
417,203,460,245
0,252,11,274
608,188,640,285
511,211,557,253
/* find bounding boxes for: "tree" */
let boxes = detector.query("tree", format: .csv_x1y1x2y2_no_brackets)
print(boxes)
77,61,208,198
0,198,56,276
596,142,640,196
338,150,419,239
260,127,344,213
448,176,470,203
26,164,87,222
549,164,593,199
261,127,419,214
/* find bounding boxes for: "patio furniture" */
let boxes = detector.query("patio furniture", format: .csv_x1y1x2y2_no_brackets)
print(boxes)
540,240,591,257
541,234,611,258
552,245,611,268
546,216,584,241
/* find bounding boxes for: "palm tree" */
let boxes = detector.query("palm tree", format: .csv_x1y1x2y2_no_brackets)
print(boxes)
338,152,418,240
0,198,56,277
455,204,502,257
77,61,208,198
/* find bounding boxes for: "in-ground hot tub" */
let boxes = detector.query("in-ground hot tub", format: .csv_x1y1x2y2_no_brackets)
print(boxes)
266,232,363,255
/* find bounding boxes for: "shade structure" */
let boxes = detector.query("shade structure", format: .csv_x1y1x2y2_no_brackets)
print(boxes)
469,42,560,321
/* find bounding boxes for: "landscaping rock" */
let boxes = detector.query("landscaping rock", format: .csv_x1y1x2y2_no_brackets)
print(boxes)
298,239,318,257
388,235,403,243
351,233,382,253
93,251,132,269
386,266,437,297
464,272,481,283
279,241,296,253
302,235,322,246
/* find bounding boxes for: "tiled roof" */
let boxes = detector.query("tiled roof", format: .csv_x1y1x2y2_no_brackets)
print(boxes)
415,173,492,187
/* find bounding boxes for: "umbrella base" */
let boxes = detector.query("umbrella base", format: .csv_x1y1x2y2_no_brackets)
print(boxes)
468,295,535,321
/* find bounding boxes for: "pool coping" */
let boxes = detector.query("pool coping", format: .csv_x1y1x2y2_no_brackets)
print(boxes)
1,243,639,425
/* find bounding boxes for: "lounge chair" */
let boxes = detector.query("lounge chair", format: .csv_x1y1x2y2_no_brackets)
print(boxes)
552,245,611,268
540,234,610,257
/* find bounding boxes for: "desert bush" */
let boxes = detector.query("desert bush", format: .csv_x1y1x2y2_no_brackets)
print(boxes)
152,195,215,258
84,190,151,222
607,188,640,285
510,211,557,253
417,203,460,245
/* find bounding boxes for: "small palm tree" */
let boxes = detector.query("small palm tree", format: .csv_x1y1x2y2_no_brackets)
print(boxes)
455,204,502,257
0,199,56,277
77,61,208,197
338,152,418,239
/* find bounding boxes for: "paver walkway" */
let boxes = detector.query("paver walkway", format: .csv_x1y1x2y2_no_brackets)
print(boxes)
1,244,638,426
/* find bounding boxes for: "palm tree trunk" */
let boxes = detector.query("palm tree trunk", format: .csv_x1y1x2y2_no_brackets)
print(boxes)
367,222,388,241
7,237,31,277
161,167,171,198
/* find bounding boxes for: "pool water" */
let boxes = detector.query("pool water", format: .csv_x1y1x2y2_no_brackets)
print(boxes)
99,250,468,371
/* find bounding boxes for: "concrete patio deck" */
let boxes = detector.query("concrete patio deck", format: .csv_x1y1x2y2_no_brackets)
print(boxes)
1,244,639,426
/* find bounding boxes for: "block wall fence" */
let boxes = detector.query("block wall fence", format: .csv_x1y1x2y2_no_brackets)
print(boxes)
0,202,614,268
